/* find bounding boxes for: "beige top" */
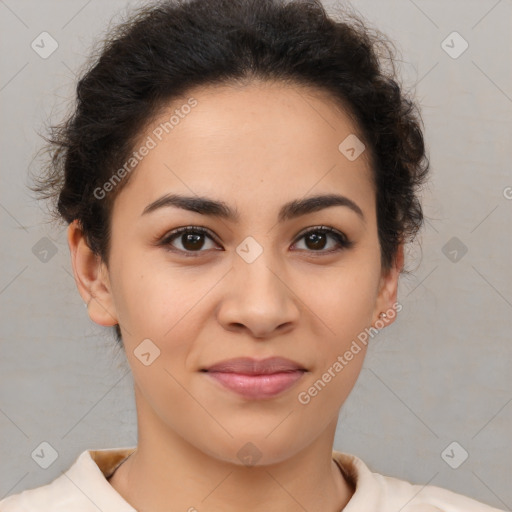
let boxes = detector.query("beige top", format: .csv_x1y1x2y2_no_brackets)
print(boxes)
0,447,506,511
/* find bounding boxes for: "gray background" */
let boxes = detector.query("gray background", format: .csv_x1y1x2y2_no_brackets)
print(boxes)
1,0,511,509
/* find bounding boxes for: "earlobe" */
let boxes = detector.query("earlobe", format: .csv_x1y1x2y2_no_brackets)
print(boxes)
67,219,119,327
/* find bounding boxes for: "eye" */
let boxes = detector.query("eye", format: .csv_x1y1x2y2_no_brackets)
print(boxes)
160,226,220,256
159,225,353,257
292,226,353,254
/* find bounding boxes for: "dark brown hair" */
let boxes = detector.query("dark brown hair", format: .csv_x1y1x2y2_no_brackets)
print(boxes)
30,0,430,345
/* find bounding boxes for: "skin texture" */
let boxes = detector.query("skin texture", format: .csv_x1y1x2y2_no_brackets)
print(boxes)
67,80,403,512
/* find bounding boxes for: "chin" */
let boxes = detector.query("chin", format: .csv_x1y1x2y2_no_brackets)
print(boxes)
197,432,308,468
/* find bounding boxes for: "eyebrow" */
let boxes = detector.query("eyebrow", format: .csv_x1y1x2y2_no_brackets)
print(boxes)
141,193,365,223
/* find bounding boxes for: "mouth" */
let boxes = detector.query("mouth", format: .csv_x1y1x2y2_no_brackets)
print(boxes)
201,356,306,374
201,356,307,399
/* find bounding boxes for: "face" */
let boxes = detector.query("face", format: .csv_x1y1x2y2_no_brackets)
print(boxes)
70,80,401,465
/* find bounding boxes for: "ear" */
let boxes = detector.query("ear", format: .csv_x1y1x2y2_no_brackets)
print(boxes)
67,219,119,327
372,243,404,328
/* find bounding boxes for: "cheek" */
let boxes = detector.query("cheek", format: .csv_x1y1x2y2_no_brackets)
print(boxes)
303,260,380,338
322,276,376,333
300,274,374,392
111,248,195,335
298,345,367,420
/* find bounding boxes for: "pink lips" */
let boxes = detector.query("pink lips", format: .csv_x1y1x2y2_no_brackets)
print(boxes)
202,357,306,399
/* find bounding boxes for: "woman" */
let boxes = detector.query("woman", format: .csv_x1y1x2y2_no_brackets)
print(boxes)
1,0,506,510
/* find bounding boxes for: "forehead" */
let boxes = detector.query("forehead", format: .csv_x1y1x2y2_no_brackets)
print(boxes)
113,80,375,221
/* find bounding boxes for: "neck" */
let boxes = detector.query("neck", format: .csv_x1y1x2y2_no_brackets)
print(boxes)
108,388,355,512
110,448,354,512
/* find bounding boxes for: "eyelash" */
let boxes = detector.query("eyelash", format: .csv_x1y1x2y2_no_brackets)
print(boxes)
158,225,353,257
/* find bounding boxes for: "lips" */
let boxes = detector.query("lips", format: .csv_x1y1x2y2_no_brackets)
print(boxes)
202,356,306,375
201,357,307,399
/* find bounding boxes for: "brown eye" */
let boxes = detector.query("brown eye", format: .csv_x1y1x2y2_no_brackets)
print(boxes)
180,232,207,251
159,225,352,257
161,226,219,255
304,231,328,250
293,226,352,253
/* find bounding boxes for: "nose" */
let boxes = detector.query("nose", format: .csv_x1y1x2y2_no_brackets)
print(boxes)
216,251,300,339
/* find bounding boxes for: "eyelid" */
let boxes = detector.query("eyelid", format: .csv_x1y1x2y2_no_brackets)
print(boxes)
291,225,354,253
293,225,349,243
159,225,220,247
